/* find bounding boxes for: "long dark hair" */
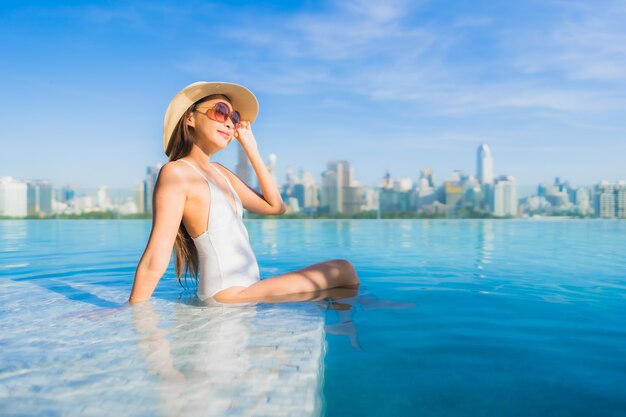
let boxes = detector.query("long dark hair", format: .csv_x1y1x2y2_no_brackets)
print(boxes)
164,94,227,288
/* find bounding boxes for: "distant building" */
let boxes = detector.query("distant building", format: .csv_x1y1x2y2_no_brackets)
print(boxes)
26,180,53,216
321,160,355,214
266,153,278,189
235,146,252,185
144,164,163,214
134,181,145,213
575,187,592,216
0,177,27,217
58,185,76,205
420,167,435,188
595,181,626,218
477,144,494,185
444,181,463,215
97,186,109,210
493,176,517,217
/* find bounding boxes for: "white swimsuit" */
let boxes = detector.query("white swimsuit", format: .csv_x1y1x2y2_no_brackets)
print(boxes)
179,159,261,300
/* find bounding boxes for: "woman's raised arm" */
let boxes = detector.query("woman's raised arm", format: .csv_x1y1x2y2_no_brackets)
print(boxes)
129,162,188,304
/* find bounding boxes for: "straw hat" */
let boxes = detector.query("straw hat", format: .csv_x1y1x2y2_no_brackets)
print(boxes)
162,81,259,152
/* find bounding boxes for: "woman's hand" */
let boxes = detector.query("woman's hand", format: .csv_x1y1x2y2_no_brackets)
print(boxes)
233,121,258,152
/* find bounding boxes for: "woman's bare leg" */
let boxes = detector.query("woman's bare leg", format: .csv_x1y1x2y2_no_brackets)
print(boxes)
213,259,359,303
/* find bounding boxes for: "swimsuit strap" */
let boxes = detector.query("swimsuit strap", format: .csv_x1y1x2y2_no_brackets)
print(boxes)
179,159,211,186
208,163,240,200
179,159,241,217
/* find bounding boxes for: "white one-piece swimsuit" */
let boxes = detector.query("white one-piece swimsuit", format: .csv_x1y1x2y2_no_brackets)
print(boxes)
179,159,261,300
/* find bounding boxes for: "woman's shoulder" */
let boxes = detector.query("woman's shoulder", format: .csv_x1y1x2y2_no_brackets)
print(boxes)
157,160,193,184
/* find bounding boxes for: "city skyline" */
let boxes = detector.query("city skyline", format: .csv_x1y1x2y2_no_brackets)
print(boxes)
1,1,625,187
3,142,624,219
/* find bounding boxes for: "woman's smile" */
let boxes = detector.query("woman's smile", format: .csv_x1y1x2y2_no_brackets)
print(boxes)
217,129,231,140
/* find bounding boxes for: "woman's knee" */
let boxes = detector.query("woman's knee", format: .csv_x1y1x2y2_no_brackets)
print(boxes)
329,259,359,284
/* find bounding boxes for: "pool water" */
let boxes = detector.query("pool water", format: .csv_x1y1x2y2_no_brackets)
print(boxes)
1,219,625,416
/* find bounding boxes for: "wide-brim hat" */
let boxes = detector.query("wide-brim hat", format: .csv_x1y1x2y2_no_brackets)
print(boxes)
162,81,258,153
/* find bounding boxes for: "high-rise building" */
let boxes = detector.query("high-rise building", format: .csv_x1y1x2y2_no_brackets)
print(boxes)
493,175,517,217
26,180,53,216
134,181,145,213
97,186,109,210
575,187,591,216
0,177,27,217
321,160,356,214
595,180,626,218
420,167,435,188
477,144,494,185
292,171,318,214
59,185,76,205
235,146,252,185
444,181,463,215
144,163,163,214
618,183,626,218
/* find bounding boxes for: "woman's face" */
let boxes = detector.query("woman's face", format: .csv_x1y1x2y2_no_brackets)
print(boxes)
186,95,236,152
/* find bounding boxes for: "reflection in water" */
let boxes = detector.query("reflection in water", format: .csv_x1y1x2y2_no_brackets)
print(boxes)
474,220,495,279
259,219,279,255
132,301,326,417
130,287,413,416
336,220,353,248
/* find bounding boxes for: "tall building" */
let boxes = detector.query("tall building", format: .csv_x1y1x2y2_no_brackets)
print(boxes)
595,180,626,218
420,167,435,188
493,175,517,217
575,187,591,216
321,160,356,214
291,170,318,214
144,163,163,213
444,181,463,215
235,146,252,185
477,144,494,185
2,177,28,216
26,180,53,216
0,177,27,217
59,185,76,205
134,181,145,213
262,153,278,190
97,186,109,210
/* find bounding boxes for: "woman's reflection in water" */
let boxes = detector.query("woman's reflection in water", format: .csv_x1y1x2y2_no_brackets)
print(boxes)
131,288,414,416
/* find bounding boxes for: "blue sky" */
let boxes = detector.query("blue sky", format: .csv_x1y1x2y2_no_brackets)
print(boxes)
1,0,625,188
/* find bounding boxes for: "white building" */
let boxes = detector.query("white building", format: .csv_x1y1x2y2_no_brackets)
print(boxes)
0,177,28,217
596,180,626,218
493,175,517,217
321,160,354,214
575,187,591,215
393,178,413,192
97,186,109,210
477,144,494,185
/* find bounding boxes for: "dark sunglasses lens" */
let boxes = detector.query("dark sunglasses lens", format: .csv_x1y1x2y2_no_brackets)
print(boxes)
232,111,241,125
214,102,230,122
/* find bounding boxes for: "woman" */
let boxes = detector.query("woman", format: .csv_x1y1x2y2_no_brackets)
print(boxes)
129,81,360,304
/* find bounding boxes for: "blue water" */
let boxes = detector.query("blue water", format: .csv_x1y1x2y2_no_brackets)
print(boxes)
1,219,625,416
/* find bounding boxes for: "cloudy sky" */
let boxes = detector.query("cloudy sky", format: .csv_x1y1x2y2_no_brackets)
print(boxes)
1,0,625,188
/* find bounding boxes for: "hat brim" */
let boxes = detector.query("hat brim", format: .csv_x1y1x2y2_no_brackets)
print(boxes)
163,81,258,153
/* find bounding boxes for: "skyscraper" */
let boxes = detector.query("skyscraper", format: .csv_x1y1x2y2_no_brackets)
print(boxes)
595,180,626,218
321,160,355,214
477,144,494,185
493,176,517,217
144,163,163,214
0,177,27,217
235,146,252,185
26,180,53,216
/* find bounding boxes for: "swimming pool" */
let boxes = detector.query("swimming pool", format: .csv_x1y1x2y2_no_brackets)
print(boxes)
1,219,625,416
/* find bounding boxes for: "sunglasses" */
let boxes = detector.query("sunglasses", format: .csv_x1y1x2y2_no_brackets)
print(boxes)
194,102,241,126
